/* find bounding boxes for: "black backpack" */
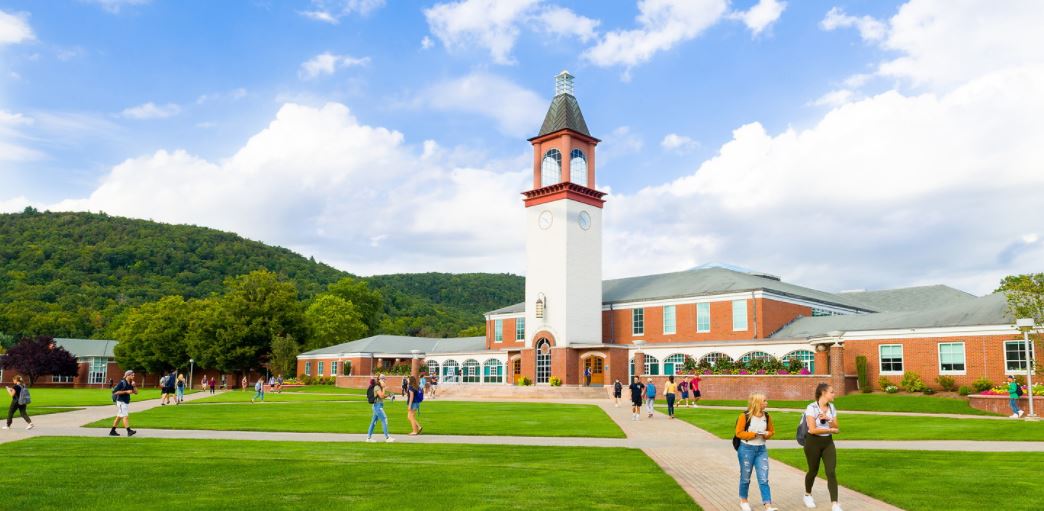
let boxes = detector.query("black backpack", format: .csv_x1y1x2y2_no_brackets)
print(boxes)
732,412,770,450
366,384,376,404
1016,385,1024,397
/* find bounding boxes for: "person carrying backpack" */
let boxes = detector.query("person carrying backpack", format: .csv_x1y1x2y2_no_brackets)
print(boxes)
251,377,265,403
407,375,424,435
110,370,138,437
800,383,841,511
733,393,776,511
3,375,32,430
1007,375,1025,418
366,378,395,443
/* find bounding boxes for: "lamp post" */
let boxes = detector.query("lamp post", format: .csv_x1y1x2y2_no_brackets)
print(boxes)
189,359,195,392
1016,318,1037,419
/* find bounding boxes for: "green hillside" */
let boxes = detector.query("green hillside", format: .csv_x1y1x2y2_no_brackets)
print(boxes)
0,209,522,340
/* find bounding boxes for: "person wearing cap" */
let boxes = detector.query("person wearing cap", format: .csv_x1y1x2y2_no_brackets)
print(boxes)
110,370,138,437
644,377,657,418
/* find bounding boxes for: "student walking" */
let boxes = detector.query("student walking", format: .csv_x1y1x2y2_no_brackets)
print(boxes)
691,375,702,407
628,376,645,421
161,369,176,405
613,379,623,407
802,383,841,511
366,378,395,442
664,376,677,419
175,374,186,404
251,378,265,403
1007,375,1025,418
4,375,32,430
584,366,592,386
644,377,657,418
202,375,208,392
110,370,138,437
735,393,777,511
241,376,248,391
678,378,689,408
208,377,216,394
406,375,424,435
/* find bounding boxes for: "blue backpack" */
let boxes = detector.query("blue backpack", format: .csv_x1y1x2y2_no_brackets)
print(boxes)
413,387,424,403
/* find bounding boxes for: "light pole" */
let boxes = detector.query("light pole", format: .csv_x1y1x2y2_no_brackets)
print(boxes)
189,358,195,392
1016,318,1037,419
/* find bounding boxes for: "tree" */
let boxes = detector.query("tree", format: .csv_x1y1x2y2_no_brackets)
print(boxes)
998,273,1044,372
269,334,300,378
113,296,190,373
304,294,368,351
0,332,15,352
0,336,79,386
327,277,383,332
458,325,485,337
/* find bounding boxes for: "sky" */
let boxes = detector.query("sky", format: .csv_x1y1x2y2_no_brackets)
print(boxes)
1,0,1042,296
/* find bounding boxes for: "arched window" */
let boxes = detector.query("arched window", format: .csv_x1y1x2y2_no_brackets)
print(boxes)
541,149,561,187
783,350,816,372
570,149,587,185
700,352,732,367
739,351,774,364
644,354,660,376
462,359,481,383
442,359,459,383
663,354,686,375
483,359,503,383
426,361,439,379
536,339,552,383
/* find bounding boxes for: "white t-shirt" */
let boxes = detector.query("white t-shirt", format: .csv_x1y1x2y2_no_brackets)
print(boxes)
804,402,836,437
742,414,768,446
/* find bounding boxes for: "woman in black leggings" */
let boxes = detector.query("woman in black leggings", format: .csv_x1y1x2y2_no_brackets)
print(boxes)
803,383,840,511
4,375,32,430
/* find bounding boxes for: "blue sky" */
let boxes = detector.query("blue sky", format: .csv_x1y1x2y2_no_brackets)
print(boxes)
2,0,1042,295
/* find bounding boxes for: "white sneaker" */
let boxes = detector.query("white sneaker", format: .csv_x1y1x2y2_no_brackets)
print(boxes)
1010,414,1020,418
25,423,33,430
385,437,395,443
1019,410,1025,418
831,503,843,511
1,426,8,430
365,437,375,443
803,494,816,508
740,502,752,511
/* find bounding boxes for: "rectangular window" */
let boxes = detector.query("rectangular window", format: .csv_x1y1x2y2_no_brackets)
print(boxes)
305,362,312,376
52,374,74,383
494,319,503,342
732,299,748,331
879,344,904,374
663,305,676,334
938,342,966,373
1005,340,1033,371
632,308,644,335
696,302,710,332
330,361,338,376
516,317,525,341
812,308,836,317
89,357,107,384
318,361,324,376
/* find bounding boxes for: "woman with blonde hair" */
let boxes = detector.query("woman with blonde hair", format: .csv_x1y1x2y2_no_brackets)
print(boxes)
406,375,424,435
175,374,186,404
734,393,776,511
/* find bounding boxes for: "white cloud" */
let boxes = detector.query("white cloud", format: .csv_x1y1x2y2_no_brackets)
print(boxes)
0,110,33,126
119,102,181,120
299,0,385,23
196,88,247,105
423,0,598,64
421,36,434,50
299,52,370,80
418,72,546,137
820,6,886,42
0,10,34,45
82,0,151,14
51,102,530,275
583,0,727,73
0,196,31,213
660,133,699,152
0,110,42,162
730,0,786,36
808,89,854,107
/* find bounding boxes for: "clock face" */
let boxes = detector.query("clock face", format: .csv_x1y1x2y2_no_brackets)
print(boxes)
538,210,553,230
578,210,591,230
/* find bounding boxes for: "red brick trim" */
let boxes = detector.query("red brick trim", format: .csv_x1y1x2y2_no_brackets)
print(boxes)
523,182,606,208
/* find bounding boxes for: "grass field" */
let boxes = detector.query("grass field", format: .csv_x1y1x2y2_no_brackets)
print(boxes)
770,449,1044,511
0,437,698,510
675,407,1044,441
86,400,626,438
693,393,998,416
186,390,365,404
13,388,195,407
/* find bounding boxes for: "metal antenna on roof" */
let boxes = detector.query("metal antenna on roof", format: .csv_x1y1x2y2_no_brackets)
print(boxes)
555,70,574,96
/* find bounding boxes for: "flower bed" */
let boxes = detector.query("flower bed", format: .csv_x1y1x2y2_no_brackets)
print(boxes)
977,383,1044,397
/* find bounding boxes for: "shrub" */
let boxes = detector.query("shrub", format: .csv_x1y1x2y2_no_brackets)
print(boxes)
855,356,870,393
958,385,971,396
799,367,811,375
922,387,935,395
515,376,531,386
549,376,562,387
785,357,804,374
342,361,352,376
300,375,313,385
936,375,957,392
1014,375,1028,386
972,377,994,392
878,376,893,391
885,385,899,393
900,371,926,392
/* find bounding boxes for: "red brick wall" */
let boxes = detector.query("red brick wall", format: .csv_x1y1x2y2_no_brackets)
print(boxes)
760,299,813,337
968,394,1043,415
551,347,579,384
843,334,1033,390
638,374,832,401
487,317,525,350
603,298,808,344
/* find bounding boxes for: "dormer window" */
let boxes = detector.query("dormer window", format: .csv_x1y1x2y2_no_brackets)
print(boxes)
570,149,587,186
541,149,561,187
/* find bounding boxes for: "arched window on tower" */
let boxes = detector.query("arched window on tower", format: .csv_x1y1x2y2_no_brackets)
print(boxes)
570,149,587,186
541,149,561,187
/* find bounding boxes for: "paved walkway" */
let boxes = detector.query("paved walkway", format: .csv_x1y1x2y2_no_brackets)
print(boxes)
692,404,1011,420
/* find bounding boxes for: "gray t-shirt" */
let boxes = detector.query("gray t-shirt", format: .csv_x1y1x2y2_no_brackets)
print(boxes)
742,414,768,446
804,402,836,437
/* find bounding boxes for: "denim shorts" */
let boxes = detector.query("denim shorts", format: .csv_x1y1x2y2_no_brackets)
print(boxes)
410,402,421,411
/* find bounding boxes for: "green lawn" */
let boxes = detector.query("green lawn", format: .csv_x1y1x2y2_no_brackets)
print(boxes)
86,400,626,438
15,388,195,407
282,385,366,394
770,449,1044,511
185,390,365,404
0,437,698,510
675,407,1044,441
695,393,998,416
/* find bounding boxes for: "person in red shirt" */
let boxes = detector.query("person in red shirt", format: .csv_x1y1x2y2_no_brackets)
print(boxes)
690,375,702,408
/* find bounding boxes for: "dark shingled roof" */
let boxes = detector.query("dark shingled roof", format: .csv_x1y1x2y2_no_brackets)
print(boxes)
536,93,591,138
838,285,977,312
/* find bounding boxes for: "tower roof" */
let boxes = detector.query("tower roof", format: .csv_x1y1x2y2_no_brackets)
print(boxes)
534,71,592,138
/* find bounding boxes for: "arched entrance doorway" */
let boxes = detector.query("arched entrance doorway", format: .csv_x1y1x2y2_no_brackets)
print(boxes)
583,356,605,385
535,338,551,384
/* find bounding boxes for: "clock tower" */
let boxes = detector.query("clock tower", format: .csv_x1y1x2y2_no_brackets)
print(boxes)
523,71,605,383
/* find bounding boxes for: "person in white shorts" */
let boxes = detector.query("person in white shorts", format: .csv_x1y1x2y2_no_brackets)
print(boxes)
110,370,138,437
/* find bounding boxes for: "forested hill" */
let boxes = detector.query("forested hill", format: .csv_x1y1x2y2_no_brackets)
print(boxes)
0,209,523,340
